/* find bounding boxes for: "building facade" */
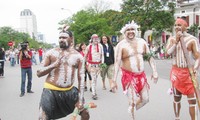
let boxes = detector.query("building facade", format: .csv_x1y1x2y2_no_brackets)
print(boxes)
145,0,200,46
174,0,200,39
20,9,38,40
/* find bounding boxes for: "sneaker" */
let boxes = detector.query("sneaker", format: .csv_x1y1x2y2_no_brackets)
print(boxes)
19,93,24,97
27,90,34,93
92,94,98,100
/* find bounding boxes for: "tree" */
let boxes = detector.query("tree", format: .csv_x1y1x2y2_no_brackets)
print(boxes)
0,26,53,50
0,27,24,49
58,0,121,44
121,0,175,39
188,24,199,37
86,0,111,14
100,10,126,35
69,10,113,44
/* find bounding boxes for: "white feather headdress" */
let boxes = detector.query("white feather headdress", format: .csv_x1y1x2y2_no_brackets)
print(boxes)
120,21,139,36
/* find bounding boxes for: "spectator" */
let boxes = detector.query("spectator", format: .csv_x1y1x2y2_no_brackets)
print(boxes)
31,48,37,65
19,41,34,97
79,42,92,91
38,47,43,63
100,35,115,92
9,49,16,66
0,47,5,77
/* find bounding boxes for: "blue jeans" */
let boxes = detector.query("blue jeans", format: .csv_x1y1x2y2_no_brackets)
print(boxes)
39,56,43,63
10,58,15,66
21,67,32,94
32,56,37,65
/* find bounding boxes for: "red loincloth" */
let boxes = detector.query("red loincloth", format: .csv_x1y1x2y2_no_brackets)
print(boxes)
170,66,195,95
121,68,148,94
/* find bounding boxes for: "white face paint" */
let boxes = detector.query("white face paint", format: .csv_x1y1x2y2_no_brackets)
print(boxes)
174,23,182,34
92,38,99,45
59,33,70,49
125,27,135,40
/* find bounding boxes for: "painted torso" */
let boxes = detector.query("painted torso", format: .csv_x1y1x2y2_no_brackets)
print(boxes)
171,33,199,68
117,38,149,73
44,48,83,88
87,44,103,63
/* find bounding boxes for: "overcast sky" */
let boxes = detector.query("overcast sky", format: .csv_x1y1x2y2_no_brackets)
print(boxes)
0,0,122,44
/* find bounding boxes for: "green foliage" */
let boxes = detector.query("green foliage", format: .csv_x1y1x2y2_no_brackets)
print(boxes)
143,52,153,61
0,26,53,50
188,24,199,37
57,0,176,45
59,8,125,45
99,63,107,69
101,10,126,34
69,10,114,44
121,0,175,38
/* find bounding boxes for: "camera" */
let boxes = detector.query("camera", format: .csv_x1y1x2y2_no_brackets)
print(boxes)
20,43,28,50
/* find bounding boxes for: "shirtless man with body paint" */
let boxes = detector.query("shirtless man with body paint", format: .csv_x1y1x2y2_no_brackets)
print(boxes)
166,17,200,120
37,28,89,120
85,34,104,100
111,22,158,119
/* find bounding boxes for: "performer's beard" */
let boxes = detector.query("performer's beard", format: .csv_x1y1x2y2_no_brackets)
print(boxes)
93,40,99,45
59,41,69,49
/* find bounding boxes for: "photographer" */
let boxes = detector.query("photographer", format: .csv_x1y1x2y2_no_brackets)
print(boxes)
19,41,34,97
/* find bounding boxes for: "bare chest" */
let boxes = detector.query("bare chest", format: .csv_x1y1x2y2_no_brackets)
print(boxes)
121,42,145,59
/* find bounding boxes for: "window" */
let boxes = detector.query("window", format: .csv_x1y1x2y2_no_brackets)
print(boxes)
181,10,186,13
196,15,199,26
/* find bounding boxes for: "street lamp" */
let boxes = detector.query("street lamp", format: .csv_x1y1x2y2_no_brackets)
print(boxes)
61,8,75,23
61,8,73,17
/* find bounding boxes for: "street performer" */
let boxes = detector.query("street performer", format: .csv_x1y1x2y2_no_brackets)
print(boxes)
166,17,200,120
111,21,158,119
85,34,104,100
37,26,89,120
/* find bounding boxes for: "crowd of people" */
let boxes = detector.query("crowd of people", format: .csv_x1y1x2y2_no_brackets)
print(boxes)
0,44,44,97
0,17,200,120
0,46,44,69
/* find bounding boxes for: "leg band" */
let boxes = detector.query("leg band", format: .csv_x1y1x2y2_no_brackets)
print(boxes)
189,104,196,107
187,97,196,101
174,101,181,119
173,88,182,97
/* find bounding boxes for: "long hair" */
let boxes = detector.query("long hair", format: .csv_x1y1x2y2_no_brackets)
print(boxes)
79,42,86,52
100,35,112,45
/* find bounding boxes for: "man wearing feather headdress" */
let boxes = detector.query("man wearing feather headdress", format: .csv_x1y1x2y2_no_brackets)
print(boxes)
36,25,89,120
112,21,158,119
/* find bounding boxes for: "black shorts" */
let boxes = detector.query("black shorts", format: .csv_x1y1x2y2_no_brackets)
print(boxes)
39,87,79,119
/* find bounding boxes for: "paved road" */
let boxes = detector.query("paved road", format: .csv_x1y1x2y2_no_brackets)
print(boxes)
0,59,198,120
